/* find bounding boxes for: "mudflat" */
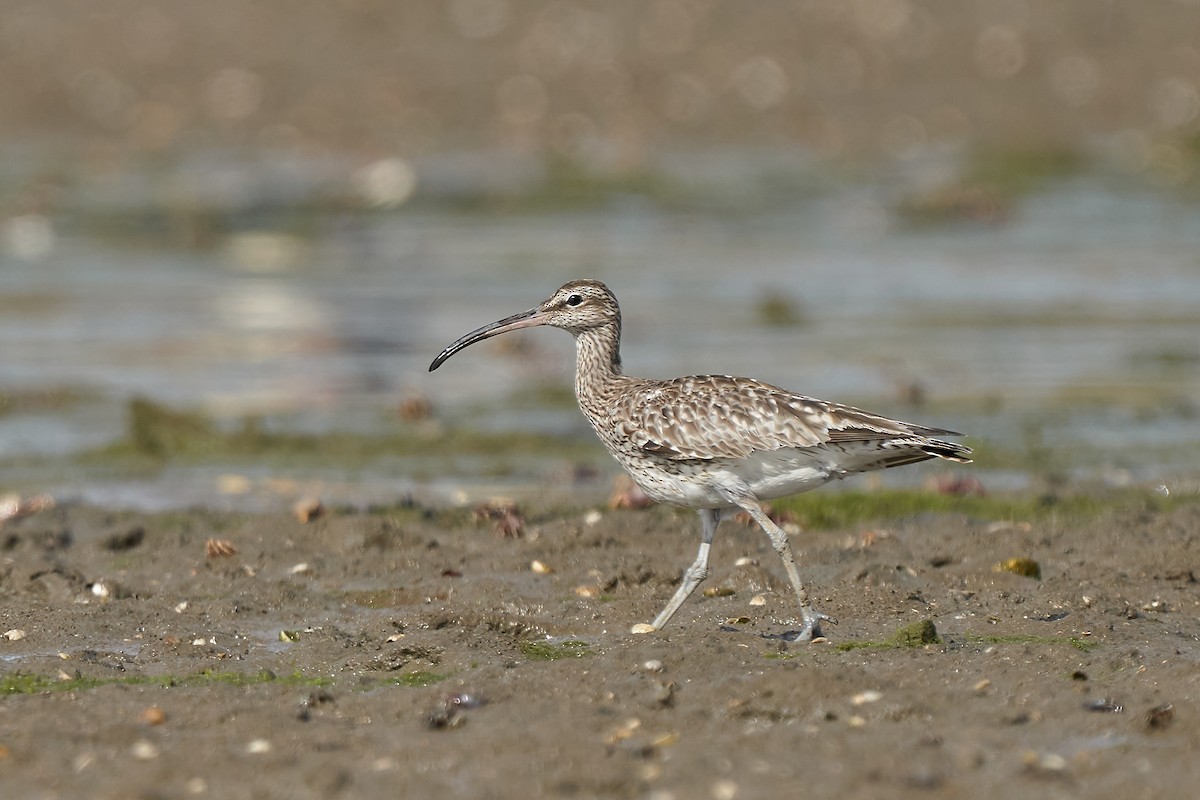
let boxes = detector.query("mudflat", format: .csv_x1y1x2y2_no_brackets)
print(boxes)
0,493,1197,799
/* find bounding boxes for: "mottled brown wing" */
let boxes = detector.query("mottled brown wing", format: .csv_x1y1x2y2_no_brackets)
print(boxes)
619,375,955,461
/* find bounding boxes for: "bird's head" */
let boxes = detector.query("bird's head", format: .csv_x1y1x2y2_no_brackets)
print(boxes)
429,279,619,371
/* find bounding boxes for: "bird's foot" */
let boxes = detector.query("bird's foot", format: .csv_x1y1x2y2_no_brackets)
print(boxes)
786,608,837,643
630,623,657,635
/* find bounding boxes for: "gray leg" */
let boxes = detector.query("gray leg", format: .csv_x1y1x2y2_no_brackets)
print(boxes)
731,496,835,641
636,508,721,633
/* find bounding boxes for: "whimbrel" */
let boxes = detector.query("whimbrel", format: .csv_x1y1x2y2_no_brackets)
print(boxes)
430,280,971,640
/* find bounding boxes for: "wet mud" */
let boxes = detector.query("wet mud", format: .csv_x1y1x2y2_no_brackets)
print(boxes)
1,496,1198,798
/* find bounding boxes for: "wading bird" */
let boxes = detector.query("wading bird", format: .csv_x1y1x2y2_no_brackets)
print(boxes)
430,280,971,640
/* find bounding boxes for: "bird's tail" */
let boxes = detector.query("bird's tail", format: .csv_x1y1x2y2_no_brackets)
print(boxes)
920,439,973,464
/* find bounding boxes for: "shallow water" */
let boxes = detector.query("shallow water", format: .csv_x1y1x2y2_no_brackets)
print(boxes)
1,173,1198,508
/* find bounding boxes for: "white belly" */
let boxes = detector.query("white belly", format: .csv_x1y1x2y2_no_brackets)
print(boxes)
619,449,837,509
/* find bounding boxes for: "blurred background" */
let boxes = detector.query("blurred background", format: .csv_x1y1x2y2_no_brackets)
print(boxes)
1,0,1198,510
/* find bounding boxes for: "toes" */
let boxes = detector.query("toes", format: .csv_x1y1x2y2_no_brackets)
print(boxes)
787,623,821,643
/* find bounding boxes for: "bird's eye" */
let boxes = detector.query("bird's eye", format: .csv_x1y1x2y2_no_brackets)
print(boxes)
565,294,583,307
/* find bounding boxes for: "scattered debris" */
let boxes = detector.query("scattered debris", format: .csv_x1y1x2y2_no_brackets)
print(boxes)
130,740,160,761
205,538,238,558
1083,698,1123,713
102,527,145,551
0,493,54,525
293,497,324,523
1145,703,1175,731
296,690,335,721
604,717,642,745
651,680,676,707
140,706,167,726
857,528,893,547
472,499,524,537
2,629,27,642
425,691,485,730
992,557,1041,579
1021,750,1068,776
985,521,1033,534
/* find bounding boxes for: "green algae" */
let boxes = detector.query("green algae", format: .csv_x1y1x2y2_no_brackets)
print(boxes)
519,639,591,661
773,487,1189,532
82,397,598,466
834,619,942,652
966,633,1099,653
0,669,331,696
389,670,450,688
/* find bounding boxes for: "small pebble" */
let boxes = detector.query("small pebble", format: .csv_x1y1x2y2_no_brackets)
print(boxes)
851,690,883,706
734,556,757,567
631,623,656,635
530,560,552,574
293,497,324,523
575,585,600,598
245,739,272,754
140,706,167,726
642,659,664,673
2,629,26,641
711,779,738,800
605,718,641,744
1022,751,1067,773
130,740,160,760
973,679,992,694
583,509,603,526
748,594,766,606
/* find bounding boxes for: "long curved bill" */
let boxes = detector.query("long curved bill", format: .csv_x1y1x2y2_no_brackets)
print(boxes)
429,308,549,371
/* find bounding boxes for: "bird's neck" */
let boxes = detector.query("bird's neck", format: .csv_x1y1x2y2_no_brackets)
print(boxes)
574,323,623,406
